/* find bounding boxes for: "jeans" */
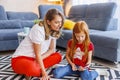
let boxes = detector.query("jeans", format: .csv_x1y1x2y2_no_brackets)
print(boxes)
53,64,98,80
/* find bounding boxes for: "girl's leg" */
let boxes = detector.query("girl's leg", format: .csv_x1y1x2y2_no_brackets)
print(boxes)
80,69,92,80
90,70,98,80
80,69,98,80
53,64,78,78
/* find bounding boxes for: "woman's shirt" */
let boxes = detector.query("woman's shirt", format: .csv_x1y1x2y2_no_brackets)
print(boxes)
12,24,56,58
67,40,94,67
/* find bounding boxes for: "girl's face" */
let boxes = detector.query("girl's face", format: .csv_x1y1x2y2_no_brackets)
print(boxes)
47,15,62,31
75,32,86,44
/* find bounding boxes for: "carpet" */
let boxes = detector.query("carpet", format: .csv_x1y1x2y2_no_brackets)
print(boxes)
0,51,120,80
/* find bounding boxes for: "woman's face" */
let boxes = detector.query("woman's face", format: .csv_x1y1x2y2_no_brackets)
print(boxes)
75,32,86,44
47,15,62,31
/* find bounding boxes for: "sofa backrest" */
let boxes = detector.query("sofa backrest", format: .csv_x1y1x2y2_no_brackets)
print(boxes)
68,4,88,19
85,2,117,18
38,5,64,19
68,2,117,31
0,5,7,20
6,12,38,20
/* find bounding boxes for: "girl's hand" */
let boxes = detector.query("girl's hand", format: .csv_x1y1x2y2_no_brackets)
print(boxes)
71,63,77,71
84,63,91,69
78,66,85,71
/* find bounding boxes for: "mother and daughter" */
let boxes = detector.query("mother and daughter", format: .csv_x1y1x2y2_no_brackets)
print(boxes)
11,8,108,80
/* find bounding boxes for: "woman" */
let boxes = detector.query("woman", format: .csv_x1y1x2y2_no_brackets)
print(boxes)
11,8,64,80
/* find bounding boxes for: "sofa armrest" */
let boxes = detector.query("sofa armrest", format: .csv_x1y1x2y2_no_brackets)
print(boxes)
0,20,22,29
7,12,38,20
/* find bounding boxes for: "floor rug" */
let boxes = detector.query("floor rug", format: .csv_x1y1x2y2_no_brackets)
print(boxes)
0,52,120,80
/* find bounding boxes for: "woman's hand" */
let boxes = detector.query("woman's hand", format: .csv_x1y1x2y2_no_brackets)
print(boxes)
40,76,50,80
71,63,77,71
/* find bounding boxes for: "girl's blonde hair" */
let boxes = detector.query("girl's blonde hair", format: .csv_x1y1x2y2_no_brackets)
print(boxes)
39,8,64,40
69,21,91,61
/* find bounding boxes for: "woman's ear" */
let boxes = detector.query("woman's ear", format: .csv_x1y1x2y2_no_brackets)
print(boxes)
47,20,50,25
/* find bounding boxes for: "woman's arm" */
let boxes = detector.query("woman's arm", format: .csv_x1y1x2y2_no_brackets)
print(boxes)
33,43,47,76
42,39,55,59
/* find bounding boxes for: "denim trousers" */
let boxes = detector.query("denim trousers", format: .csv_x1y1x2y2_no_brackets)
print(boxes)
53,64,98,80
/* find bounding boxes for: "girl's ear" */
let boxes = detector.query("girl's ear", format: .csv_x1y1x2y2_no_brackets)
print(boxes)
47,20,50,25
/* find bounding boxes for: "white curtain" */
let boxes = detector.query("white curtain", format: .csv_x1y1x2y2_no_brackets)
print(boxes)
72,0,108,5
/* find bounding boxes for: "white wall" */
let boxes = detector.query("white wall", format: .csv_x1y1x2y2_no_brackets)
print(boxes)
0,0,50,16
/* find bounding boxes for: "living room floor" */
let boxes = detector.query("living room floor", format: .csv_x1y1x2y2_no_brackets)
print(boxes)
0,48,120,71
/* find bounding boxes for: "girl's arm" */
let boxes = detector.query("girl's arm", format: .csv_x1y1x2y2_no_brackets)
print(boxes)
66,47,73,65
78,51,93,71
33,43,47,77
86,51,93,67
42,39,55,59
66,46,77,71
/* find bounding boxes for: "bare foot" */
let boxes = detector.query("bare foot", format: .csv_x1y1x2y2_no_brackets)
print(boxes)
25,76,32,80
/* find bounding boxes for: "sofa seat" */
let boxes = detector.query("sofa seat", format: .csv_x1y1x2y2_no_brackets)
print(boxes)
90,31,120,62
0,29,22,41
57,29,104,48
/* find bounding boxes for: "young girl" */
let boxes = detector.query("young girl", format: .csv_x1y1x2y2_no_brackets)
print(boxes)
53,21,109,80
11,9,64,80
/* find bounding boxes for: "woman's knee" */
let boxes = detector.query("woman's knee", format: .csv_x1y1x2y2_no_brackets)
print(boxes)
49,52,62,63
53,52,62,61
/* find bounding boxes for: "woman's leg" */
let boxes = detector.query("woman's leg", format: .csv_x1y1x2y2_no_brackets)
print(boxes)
43,52,62,68
11,56,41,77
11,52,62,77
53,64,78,78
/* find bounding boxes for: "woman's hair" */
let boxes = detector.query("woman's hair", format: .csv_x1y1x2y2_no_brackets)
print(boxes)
39,8,64,40
69,21,91,61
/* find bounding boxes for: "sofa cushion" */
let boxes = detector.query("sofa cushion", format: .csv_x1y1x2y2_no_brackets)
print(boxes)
90,31,120,49
0,20,22,29
83,18,110,30
0,5,7,20
0,29,23,40
63,19,75,30
20,20,34,28
7,12,38,20
85,2,117,18
38,5,64,19
68,4,88,18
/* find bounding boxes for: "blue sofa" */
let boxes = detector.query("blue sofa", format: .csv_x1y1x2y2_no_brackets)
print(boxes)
56,2,120,63
0,5,38,51
38,3,120,63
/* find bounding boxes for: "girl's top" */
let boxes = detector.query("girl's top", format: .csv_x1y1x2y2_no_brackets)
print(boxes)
67,39,94,67
12,24,56,58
